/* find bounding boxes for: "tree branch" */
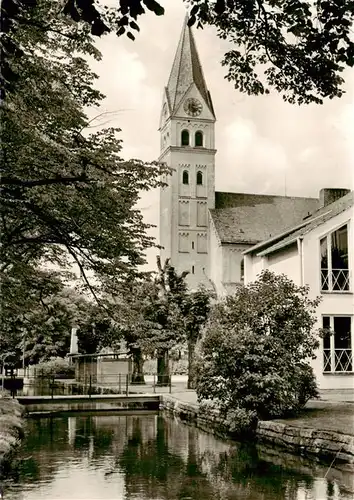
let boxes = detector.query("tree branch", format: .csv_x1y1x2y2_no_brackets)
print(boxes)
1,174,88,188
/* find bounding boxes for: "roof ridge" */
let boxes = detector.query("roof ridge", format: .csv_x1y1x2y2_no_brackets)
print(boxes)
245,190,353,256
243,210,332,256
215,190,318,200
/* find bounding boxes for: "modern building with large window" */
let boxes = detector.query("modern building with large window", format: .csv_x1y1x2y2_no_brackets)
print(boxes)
158,18,353,390
243,189,353,390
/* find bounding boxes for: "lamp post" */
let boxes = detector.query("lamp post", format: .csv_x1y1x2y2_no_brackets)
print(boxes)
22,330,26,375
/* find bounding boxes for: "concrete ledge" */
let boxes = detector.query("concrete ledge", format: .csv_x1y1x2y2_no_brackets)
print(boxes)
161,395,354,464
257,421,354,463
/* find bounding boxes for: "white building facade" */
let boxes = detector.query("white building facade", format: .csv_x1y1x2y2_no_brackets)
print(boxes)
158,18,216,289
159,19,321,291
159,20,353,391
244,190,354,390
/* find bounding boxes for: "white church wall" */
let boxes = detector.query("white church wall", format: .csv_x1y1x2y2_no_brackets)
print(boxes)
197,232,208,254
179,163,191,197
160,146,215,290
197,201,208,226
266,244,300,284
222,244,250,285
178,199,190,226
244,254,264,283
209,219,226,296
178,232,190,253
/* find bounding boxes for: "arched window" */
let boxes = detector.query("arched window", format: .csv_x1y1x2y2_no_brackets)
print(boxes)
181,129,189,146
240,258,244,281
196,171,203,186
195,131,203,147
182,170,189,185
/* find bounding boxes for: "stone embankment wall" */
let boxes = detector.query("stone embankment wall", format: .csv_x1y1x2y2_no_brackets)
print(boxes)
0,396,25,475
161,396,354,464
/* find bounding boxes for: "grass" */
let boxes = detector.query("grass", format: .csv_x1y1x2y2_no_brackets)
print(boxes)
274,402,354,435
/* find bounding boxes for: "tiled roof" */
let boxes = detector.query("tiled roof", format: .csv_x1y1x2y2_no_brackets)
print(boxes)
166,17,214,116
249,190,354,257
210,191,319,245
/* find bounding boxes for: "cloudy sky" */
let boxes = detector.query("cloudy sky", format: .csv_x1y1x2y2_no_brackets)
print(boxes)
88,0,354,270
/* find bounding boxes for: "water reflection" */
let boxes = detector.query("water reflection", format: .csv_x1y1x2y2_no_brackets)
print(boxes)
3,413,353,500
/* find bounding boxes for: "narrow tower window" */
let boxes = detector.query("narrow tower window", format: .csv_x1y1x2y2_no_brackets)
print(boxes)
196,171,203,186
181,129,189,146
182,170,189,185
192,265,195,274
195,131,203,147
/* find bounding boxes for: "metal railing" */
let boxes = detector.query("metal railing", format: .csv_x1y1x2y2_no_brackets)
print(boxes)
12,372,185,399
321,268,350,292
323,348,353,372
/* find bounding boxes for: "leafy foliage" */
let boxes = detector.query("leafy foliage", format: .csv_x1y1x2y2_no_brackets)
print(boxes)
1,0,168,297
32,357,75,378
3,1,351,103
76,257,213,384
76,305,121,354
0,264,89,365
195,270,321,428
188,0,354,104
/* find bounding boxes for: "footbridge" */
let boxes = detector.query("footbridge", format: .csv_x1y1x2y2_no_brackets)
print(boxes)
17,393,162,415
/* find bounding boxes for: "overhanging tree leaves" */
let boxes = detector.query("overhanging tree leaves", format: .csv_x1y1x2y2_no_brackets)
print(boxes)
1,0,169,296
0,264,89,364
3,1,352,104
195,270,321,433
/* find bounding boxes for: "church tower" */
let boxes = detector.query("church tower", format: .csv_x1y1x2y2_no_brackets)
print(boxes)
159,17,216,289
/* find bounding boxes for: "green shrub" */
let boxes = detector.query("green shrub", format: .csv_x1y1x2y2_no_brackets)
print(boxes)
33,357,75,378
196,271,320,428
223,408,258,437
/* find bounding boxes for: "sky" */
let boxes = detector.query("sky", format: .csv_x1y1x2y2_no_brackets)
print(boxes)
87,0,354,271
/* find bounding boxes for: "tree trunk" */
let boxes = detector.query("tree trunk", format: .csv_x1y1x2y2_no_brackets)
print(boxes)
187,339,196,389
157,350,170,386
131,348,145,384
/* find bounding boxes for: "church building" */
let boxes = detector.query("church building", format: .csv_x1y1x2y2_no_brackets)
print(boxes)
159,18,319,293
158,18,354,391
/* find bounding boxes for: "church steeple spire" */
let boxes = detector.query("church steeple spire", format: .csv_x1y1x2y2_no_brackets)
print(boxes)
166,16,215,117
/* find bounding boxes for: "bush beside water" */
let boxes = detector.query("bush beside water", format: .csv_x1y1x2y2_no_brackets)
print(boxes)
0,395,24,477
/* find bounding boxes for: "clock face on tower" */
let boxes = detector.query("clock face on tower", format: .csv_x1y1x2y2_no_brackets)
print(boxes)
183,98,203,117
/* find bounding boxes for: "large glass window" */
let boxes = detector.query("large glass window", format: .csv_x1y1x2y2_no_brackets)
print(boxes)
320,224,350,292
322,316,352,373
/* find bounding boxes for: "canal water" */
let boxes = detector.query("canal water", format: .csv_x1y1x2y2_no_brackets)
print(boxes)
3,412,353,500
